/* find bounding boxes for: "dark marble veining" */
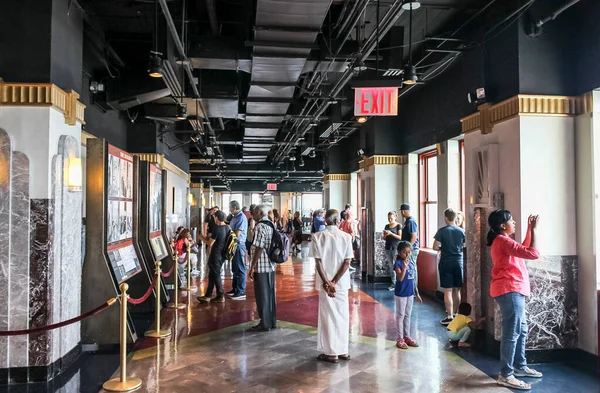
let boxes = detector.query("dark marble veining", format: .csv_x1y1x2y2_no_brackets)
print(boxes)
374,232,389,279
526,255,578,349
29,198,54,367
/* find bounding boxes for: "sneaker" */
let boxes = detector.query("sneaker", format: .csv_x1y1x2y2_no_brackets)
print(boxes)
388,285,395,291
191,269,200,276
225,290,235,297
458,341,471,348
396,339,408,349
497,375,531,390
514,367,543,378
231,294,246,300
212,296,225,303
440,316,453,326
197,296,211,303
404,337,418,347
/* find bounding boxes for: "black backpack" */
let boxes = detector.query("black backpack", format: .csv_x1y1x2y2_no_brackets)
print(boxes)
222,226,238,261
257,220,290,264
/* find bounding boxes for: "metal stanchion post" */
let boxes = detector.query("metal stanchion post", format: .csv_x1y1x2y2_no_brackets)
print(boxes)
103,283,142,392
166,248,185,309
181,243,197,292
145,261,172,338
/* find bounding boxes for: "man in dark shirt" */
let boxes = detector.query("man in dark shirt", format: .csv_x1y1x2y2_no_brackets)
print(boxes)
400,203,420,283
198,210,228,303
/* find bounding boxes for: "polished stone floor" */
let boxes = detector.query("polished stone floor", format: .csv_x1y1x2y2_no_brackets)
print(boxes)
2,245,599,392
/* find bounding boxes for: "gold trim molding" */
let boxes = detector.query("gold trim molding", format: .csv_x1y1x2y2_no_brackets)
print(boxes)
132,153,189,180
461,93,593,134
190,182,204,189
323,174,351,183
0,78,85,125
359,155,408,171
81,131,95,147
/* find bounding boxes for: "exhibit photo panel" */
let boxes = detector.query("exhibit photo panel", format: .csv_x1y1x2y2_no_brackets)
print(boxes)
137,160,171,302
82,139,151,345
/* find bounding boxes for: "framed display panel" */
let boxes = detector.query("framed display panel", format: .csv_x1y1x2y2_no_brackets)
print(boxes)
138,160,173,301
82,139,154,345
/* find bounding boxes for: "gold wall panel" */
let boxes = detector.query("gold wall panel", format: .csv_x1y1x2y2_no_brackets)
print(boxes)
0,78,85,125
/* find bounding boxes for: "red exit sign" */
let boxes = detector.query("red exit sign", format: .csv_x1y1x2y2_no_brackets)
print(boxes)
354,87,399,116
267,183,277,191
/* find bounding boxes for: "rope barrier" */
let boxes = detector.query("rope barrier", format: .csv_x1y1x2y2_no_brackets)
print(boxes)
0,298,117,336
127,274,158,305
160,262,175,278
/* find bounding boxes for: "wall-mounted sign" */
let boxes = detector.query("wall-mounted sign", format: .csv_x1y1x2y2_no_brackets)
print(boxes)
267,183,277,191
354,87,399,116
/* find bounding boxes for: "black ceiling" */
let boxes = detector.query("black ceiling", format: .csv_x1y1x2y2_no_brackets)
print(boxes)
78,0,491,191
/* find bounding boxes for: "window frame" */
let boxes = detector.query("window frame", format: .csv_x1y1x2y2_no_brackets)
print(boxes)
419,149,438,248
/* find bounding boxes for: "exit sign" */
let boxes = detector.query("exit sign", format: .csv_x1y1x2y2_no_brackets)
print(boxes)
354,87,398,116
267,183,277,191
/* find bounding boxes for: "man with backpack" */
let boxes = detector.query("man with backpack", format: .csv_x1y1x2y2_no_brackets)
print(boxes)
197,210,229,303
248,204,279,331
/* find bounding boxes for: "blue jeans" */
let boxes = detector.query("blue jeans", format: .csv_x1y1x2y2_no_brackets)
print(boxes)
495,292,528,377
447,326,472,342
231,244,246,295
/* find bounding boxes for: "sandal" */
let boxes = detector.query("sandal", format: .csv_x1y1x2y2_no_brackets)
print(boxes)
396,339,408,349
316,354,339,363
497,375,531,390
338,354,351,361
514,367,543,378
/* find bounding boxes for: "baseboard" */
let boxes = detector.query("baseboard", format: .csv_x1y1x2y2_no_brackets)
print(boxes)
0,343,81,384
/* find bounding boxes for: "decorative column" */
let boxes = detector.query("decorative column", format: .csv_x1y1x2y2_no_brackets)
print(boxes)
0,79,84,383
462,94,587,354
322,174,350,211
359,155,406,281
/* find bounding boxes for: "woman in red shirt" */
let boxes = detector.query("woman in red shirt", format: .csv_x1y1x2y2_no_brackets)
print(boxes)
487,210,542,390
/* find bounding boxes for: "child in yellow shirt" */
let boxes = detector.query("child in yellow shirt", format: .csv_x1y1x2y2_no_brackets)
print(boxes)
447,302,484,347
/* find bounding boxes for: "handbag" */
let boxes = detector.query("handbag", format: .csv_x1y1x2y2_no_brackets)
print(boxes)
352,236,361,250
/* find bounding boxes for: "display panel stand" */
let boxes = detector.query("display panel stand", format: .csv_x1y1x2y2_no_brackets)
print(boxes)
161,170,180,292
82,139,154,346
138,161,171,302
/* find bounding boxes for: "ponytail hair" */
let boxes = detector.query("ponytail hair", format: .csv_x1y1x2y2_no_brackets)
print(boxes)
486,209,512,246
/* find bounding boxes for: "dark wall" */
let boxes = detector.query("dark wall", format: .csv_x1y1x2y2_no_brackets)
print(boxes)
0,1,52,83
51,0,83,93
81,74,128,149
570,1,600,93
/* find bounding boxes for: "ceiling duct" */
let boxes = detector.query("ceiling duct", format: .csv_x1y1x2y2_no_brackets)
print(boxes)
243,0,333,163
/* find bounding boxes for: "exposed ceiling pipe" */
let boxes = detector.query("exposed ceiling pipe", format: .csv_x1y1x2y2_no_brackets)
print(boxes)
274,0,406,162
205,0,219,36
157,0,223,162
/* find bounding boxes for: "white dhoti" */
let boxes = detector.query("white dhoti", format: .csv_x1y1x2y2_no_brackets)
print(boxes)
317,289,349,356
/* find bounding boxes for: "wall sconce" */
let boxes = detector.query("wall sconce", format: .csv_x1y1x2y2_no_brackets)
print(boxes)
187,192,196,206
68,157,82,192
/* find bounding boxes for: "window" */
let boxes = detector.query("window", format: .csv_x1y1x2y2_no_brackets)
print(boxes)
419,150,438,248
222,193,243,210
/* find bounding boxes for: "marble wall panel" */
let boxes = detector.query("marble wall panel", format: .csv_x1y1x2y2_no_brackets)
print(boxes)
55,136,82,359
374,232,389,279
8,152,30,367
0,129,12,368
50,154,62,363
526,255,578,349
29,199,54,366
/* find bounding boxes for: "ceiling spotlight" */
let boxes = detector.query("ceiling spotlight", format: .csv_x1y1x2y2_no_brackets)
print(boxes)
292,165,296,172
309,150,316,158
329,133,338,145
148,52,164,78
401,0,421,10
176,103,187,120
285,171,290,178
356,116,368,124
298,158,305,167
289,155,296,162
403,64,418,85
210,158,215,165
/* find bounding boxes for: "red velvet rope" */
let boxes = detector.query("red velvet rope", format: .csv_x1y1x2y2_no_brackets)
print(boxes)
161,262,175,278
0,300,115,336
127,273,158,305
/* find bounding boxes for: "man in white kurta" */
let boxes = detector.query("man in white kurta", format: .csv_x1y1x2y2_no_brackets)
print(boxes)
309,209,354,362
